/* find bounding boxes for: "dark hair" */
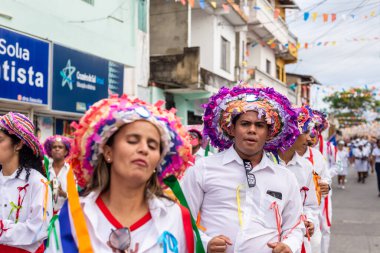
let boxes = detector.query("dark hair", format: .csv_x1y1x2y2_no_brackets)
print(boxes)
82,124,169,201
0,129,45,181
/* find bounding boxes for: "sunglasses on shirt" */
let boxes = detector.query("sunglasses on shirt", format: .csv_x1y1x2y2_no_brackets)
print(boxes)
108,227,131,252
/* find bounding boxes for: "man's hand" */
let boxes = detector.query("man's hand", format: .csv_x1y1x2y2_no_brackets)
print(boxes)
319,182,330,195
304,220,314,237
207,235,232,253
267,242,293,253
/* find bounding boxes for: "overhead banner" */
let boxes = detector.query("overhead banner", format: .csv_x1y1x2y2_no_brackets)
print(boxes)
52,44,124,113
0,27,49,105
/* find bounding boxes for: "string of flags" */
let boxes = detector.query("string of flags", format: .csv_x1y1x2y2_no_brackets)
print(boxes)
175,0,378,22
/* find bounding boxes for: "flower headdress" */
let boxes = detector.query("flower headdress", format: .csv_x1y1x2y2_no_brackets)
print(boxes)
0,112,43,158
203,86,299,152
69,94,194,188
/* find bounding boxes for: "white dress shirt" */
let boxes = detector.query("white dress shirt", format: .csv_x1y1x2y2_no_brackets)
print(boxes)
0,168,52,252
70,191,189,253
48,161,69,213
277,153,319,226
181,146,304,253
302,147,331,184
372,147,380,163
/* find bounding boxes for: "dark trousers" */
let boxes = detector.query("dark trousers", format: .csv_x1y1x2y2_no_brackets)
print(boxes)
376,163,380,193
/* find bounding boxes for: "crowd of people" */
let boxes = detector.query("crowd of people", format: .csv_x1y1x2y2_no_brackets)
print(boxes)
0,86,379,253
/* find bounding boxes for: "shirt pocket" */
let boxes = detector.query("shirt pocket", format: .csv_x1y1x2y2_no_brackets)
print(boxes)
257,194,284,229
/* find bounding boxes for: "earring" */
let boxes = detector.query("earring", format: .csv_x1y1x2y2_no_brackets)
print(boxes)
153,169,156,173
107,158,111,162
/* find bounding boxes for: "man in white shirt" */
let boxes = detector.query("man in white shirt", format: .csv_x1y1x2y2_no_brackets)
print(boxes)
276,106,319,253
182,86,304,253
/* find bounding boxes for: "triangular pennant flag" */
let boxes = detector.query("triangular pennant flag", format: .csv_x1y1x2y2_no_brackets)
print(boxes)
304,12,310,21
270,42,276,49
285,43,289,48
311,12,318,21
324,41,329,46
253,6,261,10
342,14,347,20
188,0,194,8
317,42,322,46
199,0,206,9
297,42,301,49
350,14,356,20
222,3,230,13
323,13,328,22
181,0,186,6
331,13,337,22
267,38,275,45
274,8,280,20
305,43,308,49
210,1,217,8
332,41,336,46
370,11,376,17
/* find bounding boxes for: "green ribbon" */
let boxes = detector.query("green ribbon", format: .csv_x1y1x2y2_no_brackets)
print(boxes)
46,214,60,250
8,201,21,223
163,175,205,253
204,143,210,157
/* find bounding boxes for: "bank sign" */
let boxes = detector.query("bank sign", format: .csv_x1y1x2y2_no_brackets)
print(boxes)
52,44,124,113
0,27,49,105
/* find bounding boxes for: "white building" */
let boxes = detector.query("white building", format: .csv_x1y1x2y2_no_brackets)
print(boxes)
0,0,149,140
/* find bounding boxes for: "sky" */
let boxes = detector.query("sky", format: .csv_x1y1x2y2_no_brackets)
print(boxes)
286,0,380,89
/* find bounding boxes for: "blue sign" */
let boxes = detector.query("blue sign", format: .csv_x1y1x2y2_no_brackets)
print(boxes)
52,44,124,113
0,27,49,105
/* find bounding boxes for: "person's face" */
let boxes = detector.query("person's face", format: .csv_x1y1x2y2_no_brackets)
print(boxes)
230,111,269,158
293,133,309,151
338,144,344,151
0,130,21,165
104,121,161,187
51,141,68,161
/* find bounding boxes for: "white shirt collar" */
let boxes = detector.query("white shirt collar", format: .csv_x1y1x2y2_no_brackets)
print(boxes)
278,152,303,167
222,145,275,172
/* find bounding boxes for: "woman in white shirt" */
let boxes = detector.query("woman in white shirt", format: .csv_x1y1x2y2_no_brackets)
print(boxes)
336,141,349,189
59,95,195,253
44,135,71,253
0,112,52,253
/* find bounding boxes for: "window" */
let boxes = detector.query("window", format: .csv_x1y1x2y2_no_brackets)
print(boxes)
81,0,94,5
266,59,271,75
138,0,147,32
221,37,230,72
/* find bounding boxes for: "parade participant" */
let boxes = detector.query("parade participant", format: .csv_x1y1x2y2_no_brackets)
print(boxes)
353,141,370,183
182,86,305,253
189,129,206,159
301,110,333,253
44,135,71,213
371,139,380,197
0,112,52,253
43,135,71,253
59,95,195,253
336,140,349,189
275,106,319,253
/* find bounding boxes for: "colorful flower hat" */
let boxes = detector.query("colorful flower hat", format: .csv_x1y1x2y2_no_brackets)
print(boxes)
0,112,43,158
70,94,194,188
294,106,315,134
43,135,72,158
311,109,329,133
203,86,299,152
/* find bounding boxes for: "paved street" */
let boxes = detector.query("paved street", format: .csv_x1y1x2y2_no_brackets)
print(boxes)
330,167,380,253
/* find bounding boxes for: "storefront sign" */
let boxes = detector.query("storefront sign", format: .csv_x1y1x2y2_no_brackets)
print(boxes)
52,44,124,113
0,27,49,104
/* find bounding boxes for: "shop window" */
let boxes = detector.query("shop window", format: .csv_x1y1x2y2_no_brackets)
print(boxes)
221,36,230,72
138,0,147,32
81,0,94,6
188,111,203,125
